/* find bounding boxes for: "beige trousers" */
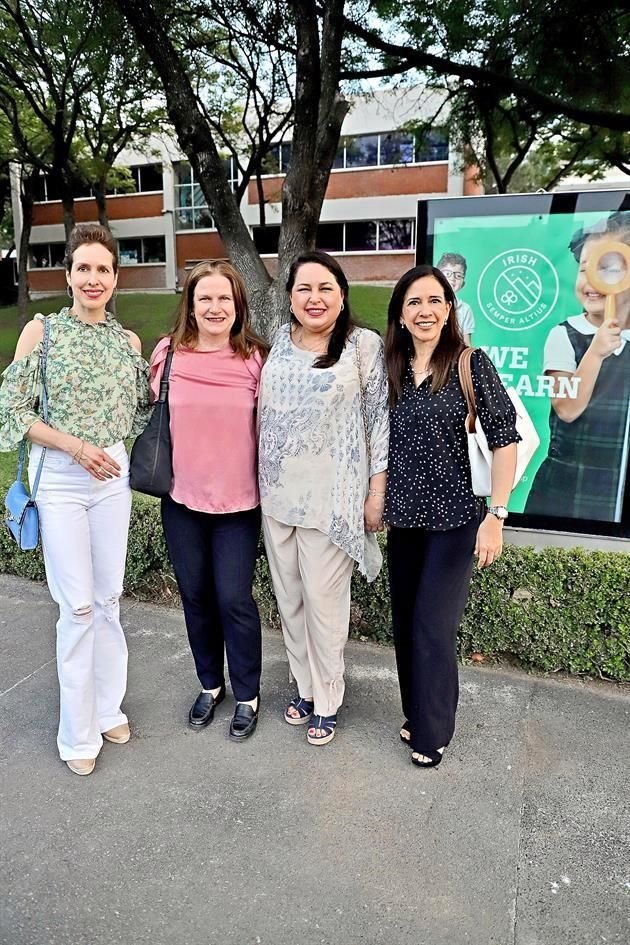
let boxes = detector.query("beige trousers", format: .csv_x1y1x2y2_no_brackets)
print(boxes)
262,516,355,717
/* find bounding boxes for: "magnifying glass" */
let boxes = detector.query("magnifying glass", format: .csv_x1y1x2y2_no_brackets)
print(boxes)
585,239,630,324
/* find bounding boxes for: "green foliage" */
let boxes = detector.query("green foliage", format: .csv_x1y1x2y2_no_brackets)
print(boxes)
1,498,627,681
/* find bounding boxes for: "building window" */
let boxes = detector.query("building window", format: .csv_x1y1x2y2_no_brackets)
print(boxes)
173,158,237,230
118,237,166,265
316,223,344,253
344,135,379,169
333,130,448,169
29,243,65,268
261,142,292,175
252,219,414,254
345,221,377,252
378,218,414,251
252,225,280,254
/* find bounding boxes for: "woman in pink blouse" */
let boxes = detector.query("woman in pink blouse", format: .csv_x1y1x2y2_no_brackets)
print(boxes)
150,261,268,740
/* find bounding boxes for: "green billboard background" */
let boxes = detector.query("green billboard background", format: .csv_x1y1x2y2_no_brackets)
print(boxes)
433,209,627,515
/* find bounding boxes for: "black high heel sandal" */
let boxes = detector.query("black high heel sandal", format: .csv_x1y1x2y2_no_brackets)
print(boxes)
399,721,411,745
411,748,445,768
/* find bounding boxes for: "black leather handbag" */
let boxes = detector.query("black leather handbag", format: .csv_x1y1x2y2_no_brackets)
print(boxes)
129,346,174,497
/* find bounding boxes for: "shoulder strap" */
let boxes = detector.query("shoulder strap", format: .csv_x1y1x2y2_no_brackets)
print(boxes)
458,347,477,423
27,317,51,498
157,343,174,404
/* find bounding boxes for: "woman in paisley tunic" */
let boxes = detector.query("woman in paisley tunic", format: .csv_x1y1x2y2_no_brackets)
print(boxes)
258,250,389,746
0,224,151,776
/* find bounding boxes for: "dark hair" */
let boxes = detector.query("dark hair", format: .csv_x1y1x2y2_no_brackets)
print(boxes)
569,210,630,261
64,223,118,273
171,259,269,359
384,264,464,406
285,250,356,368
436,252,467,274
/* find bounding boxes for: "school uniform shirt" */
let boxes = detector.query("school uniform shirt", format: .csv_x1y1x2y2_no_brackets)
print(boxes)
525,314,630,521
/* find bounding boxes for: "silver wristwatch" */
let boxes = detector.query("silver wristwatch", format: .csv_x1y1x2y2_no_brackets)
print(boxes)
487,505,509,521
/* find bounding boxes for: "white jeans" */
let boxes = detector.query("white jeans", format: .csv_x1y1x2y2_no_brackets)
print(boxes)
29,442,132,760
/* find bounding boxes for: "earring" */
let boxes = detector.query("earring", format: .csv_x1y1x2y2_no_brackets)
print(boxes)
289,304,295,315
400,321,406,329
67,286,73,299
340,301,345,312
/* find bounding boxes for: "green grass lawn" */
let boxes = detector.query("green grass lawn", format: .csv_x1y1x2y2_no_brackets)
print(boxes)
0,285,391,489
0,285,389,370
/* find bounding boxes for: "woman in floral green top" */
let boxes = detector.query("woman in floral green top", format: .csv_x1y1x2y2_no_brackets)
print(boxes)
0,223,151,776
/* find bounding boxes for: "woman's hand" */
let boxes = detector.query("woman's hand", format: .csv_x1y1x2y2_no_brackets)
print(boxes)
474,514,503,568
72,440,121,480
364,494,385,532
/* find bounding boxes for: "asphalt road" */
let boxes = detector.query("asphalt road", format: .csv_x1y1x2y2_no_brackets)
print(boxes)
1,573,628,945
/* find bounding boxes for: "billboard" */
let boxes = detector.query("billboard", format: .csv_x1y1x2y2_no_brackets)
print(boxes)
416,190,630,539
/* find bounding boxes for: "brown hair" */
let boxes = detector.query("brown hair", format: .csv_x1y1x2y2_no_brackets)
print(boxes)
64,223,118,273
384,264,465,406
285,249,357,368
170,259,269,358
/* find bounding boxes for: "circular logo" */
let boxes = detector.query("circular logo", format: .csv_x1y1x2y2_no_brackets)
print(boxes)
477,248,559,331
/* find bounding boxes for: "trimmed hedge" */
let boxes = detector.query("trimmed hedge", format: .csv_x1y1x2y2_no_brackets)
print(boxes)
1,494,628,681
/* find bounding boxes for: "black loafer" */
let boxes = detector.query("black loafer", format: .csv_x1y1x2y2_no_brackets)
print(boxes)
188,685,226,729
229,699,259,741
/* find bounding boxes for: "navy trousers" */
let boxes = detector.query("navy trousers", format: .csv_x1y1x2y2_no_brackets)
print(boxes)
387,517,478,754
161,496,262,701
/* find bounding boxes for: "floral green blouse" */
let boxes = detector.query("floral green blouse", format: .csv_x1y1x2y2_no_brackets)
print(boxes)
0,308,151,451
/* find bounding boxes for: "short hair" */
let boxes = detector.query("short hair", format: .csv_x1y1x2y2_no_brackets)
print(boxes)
569,211,630,261
64,223,118,273
436,252,467,274
171,259,268,359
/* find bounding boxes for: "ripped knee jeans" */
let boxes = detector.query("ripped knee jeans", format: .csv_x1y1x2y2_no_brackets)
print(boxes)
29,441,132,759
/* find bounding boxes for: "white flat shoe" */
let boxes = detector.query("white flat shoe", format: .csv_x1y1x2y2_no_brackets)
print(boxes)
103,723,130,744
66,758,96,776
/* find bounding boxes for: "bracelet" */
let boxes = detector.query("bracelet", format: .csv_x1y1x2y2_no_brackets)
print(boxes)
72,439,84,464
368,490,386,498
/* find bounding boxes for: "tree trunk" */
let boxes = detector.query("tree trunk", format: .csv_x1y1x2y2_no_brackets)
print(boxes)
93,183,116,316
112,0,275,335
94,183,109,229
17,178,33,329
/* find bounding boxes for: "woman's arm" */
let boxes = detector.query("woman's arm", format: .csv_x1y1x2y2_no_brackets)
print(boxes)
365,470,387,532
474,443,517,568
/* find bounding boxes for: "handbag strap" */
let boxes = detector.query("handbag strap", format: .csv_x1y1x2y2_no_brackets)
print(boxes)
157,343,174,404
17,317,51,499
458,347,477,425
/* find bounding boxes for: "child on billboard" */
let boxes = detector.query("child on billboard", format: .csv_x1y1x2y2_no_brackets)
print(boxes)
437,252,475,344
525,211,630,522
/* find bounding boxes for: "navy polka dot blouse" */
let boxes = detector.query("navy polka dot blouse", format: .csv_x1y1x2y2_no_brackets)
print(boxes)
385,349,520,530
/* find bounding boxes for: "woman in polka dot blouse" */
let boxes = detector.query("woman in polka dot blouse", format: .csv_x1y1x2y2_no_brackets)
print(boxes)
383,265,519,769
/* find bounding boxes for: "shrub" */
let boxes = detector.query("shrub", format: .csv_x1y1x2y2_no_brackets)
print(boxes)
1,497,628,681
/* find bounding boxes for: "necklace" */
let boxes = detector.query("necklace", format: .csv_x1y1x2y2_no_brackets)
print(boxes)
294,327,330,353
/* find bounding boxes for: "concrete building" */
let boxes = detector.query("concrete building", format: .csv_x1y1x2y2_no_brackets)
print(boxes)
11,88,481,296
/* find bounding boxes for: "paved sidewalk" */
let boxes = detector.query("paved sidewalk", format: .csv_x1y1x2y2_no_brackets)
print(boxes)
1,572,628,945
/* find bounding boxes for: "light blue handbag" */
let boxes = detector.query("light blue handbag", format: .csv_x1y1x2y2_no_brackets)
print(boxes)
4,318,50,550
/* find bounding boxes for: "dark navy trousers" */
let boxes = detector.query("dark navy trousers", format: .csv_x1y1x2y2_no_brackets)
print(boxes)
161,495,262,701
387,517,478,754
